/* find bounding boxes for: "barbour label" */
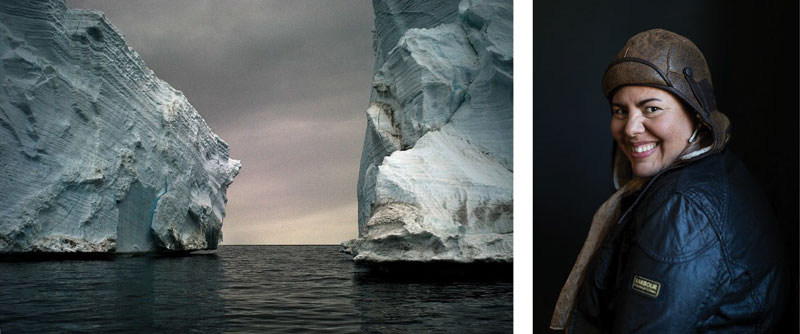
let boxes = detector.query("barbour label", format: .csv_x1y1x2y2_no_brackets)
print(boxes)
631,275,661,298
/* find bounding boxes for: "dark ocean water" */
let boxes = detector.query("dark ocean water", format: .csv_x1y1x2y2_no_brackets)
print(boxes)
0,245,513,333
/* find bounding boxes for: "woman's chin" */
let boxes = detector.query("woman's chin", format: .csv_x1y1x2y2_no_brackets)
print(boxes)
631,164,661,178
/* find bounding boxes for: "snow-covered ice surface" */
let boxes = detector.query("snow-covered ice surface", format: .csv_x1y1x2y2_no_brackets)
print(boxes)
345,0,512,263
0,0,240,253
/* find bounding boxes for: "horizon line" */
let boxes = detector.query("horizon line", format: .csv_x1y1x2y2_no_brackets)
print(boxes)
219,244,343,246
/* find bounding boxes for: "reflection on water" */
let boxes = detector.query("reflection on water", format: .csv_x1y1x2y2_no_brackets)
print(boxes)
114,256,156,329
0,246,512,333
0,253,225,333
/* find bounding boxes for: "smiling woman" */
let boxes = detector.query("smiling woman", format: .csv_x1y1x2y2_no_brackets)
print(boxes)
610,86,695,178
551,29,790,332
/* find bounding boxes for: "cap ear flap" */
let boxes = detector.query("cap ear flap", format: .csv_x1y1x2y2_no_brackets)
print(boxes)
709,111,732,148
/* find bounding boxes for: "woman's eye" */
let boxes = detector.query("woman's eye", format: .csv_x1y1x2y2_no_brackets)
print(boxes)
644,106,661,113
612,109,626,116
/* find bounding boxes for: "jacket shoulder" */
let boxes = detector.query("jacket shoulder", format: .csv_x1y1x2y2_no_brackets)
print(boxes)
631,153,727,263
652,151,728,219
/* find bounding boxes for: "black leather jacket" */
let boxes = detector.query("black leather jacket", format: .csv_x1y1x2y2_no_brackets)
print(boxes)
569,149,789,333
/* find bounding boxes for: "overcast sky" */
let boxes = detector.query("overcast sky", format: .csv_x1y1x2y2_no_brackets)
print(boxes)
66,0,375,245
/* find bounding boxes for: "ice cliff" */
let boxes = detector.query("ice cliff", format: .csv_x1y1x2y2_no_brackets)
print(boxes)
346,0,512,262
0,1,240,253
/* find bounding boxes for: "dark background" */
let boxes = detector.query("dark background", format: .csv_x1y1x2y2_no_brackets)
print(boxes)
533,1,798,332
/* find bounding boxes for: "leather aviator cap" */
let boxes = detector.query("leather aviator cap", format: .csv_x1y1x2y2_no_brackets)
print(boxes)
602,29,731,187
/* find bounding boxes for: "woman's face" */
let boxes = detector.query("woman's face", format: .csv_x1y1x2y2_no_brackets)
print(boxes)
610,86,695,177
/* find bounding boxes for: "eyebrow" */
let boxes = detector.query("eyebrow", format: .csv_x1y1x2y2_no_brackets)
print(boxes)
636,98,662,107
611,98,662,108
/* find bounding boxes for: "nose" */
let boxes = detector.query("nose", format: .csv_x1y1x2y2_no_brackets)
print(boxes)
624,113,645,138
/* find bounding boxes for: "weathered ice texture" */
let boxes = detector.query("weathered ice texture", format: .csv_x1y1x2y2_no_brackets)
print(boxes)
346,0,512,262
0,0,240,253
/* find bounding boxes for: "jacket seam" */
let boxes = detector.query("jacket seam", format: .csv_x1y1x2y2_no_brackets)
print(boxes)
731,259,763,331
697,257,728,330
681,191,721,225
634,237,717,264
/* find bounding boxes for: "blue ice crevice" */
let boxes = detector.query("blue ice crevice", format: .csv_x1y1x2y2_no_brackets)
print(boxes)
115,180,167,253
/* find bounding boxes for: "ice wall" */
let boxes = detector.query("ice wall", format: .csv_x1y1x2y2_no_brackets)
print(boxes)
347,0,512,262
0,0,240,253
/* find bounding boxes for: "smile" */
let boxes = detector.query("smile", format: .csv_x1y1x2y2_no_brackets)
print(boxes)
633,143,656,153
630,142,657,158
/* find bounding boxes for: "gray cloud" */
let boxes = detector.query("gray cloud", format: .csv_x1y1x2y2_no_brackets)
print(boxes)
67,0,375,244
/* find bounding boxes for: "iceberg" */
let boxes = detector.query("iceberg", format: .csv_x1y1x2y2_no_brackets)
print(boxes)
346,0,513,262
0,0,240,253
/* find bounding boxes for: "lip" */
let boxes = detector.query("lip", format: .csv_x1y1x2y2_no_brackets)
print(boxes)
629,141,658,159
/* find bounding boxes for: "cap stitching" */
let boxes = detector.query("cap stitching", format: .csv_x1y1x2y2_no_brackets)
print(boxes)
666,47,672,75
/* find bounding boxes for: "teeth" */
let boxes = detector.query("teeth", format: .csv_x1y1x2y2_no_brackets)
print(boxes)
633,143,656,153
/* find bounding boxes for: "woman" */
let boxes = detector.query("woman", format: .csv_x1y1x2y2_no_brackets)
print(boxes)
550,29,789,332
